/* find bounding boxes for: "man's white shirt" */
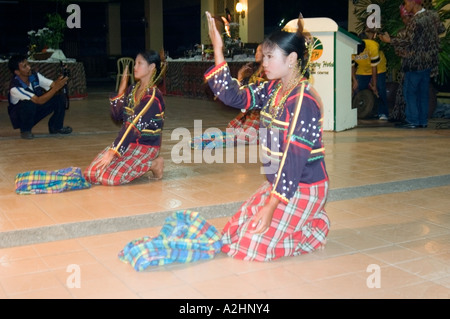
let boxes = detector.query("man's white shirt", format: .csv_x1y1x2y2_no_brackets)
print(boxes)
10,73,53,105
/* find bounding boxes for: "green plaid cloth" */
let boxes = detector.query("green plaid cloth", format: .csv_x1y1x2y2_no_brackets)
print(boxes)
118,210,223,271
15,167,91,195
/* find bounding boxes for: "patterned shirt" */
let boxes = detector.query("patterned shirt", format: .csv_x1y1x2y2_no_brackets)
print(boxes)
109,85,165,156
205,62,328,204
391,9,445,77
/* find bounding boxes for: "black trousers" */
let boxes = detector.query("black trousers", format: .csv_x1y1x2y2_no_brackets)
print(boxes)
14,94,67,133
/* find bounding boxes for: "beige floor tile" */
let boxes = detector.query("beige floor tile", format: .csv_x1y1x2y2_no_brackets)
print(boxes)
264,282,338,299
393,281,450,299
119,270,191,295
190,274,261,299
362,245,423,265
0,271,62,296
398,235,450,256
10,285,74,299
393,257,450,281
0,258,49,279
0,246,39,262
41,250,99,270
329,229,392,251
370,265,426,290
312,272,378,299
52,262,114,286
32,239,85,256
0,211,16,232
237,266,306,291
280,257,353,283
76,232,132,249
435,275,450,289
139,284,206,299
1,92,450,299
171,258,235,284
68,276,138,299
30,195,95,223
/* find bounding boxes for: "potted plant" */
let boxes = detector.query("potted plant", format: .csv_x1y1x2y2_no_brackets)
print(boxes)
27,13,66,60
28,27,54,60
45,13,66,50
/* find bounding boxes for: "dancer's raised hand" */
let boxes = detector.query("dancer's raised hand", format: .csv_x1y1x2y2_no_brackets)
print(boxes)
205,11,225,65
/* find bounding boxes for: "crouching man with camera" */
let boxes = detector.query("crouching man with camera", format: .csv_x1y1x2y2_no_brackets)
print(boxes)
7,54,72,139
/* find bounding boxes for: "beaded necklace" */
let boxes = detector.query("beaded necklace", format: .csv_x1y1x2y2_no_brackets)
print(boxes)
128,62,168,108
266,75,304,127
128,79,153,109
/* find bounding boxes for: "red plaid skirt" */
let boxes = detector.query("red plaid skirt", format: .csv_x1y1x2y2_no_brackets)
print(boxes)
227,110,260,145
84,143,160,186
221,180,330,261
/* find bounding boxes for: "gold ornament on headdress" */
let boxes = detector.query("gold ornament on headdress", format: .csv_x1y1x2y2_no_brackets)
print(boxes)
281,12,314,81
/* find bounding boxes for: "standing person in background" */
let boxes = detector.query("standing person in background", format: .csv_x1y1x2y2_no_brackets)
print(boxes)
379,0,445,129
390,5,414,123
204,11,330,262
364,28,389,120
84,50,166,185
351,33,388,120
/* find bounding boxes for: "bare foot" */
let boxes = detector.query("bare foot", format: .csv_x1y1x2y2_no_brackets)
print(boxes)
149,156,164,180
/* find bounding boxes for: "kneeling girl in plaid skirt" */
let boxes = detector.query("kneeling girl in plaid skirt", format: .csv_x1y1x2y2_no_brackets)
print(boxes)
205,12,330,261
84,50,166,186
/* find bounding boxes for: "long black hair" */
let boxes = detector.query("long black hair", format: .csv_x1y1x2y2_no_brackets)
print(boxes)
262,29,310,78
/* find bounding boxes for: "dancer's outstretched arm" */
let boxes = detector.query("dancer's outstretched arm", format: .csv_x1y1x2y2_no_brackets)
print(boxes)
205,11,225,66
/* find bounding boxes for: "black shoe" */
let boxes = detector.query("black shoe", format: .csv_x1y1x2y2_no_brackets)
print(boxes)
396,123,418,129
394,121,408,127
50,126,73,134
20,131,34,139
418,124,428,128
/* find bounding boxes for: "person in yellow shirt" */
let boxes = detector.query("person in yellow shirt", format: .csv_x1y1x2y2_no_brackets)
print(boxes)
352,30,389,120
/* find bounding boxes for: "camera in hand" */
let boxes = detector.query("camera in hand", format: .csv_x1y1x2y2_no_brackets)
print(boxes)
59,61,70,110
60,62,70,78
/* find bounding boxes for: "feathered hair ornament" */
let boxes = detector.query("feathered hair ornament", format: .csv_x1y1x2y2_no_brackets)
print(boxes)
150,48,168,86
282,12,314,80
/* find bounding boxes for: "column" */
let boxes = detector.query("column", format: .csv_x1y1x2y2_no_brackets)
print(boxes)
200,0,264,46
107,2,122,55
144,0,164,51
347,0,358,33
200,0,215,45
238,0,264,44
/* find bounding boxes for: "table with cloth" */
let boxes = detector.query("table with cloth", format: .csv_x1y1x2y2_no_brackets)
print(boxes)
0,59,87,101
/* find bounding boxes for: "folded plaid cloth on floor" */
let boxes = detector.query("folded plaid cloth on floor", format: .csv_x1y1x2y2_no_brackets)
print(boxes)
190,131,236,150
15,167,91,195
118,210,223,271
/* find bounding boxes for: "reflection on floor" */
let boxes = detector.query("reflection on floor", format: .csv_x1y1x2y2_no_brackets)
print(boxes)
0,85,449,299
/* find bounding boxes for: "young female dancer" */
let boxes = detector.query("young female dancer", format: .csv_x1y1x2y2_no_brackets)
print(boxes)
204,12,330,261
84,50,166,185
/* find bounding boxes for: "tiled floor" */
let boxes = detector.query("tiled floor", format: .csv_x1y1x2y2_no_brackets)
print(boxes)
0,82,449,299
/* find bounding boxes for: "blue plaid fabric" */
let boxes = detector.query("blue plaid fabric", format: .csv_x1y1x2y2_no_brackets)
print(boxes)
15,167,91,195
118,210,223,271
190,131,236,150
